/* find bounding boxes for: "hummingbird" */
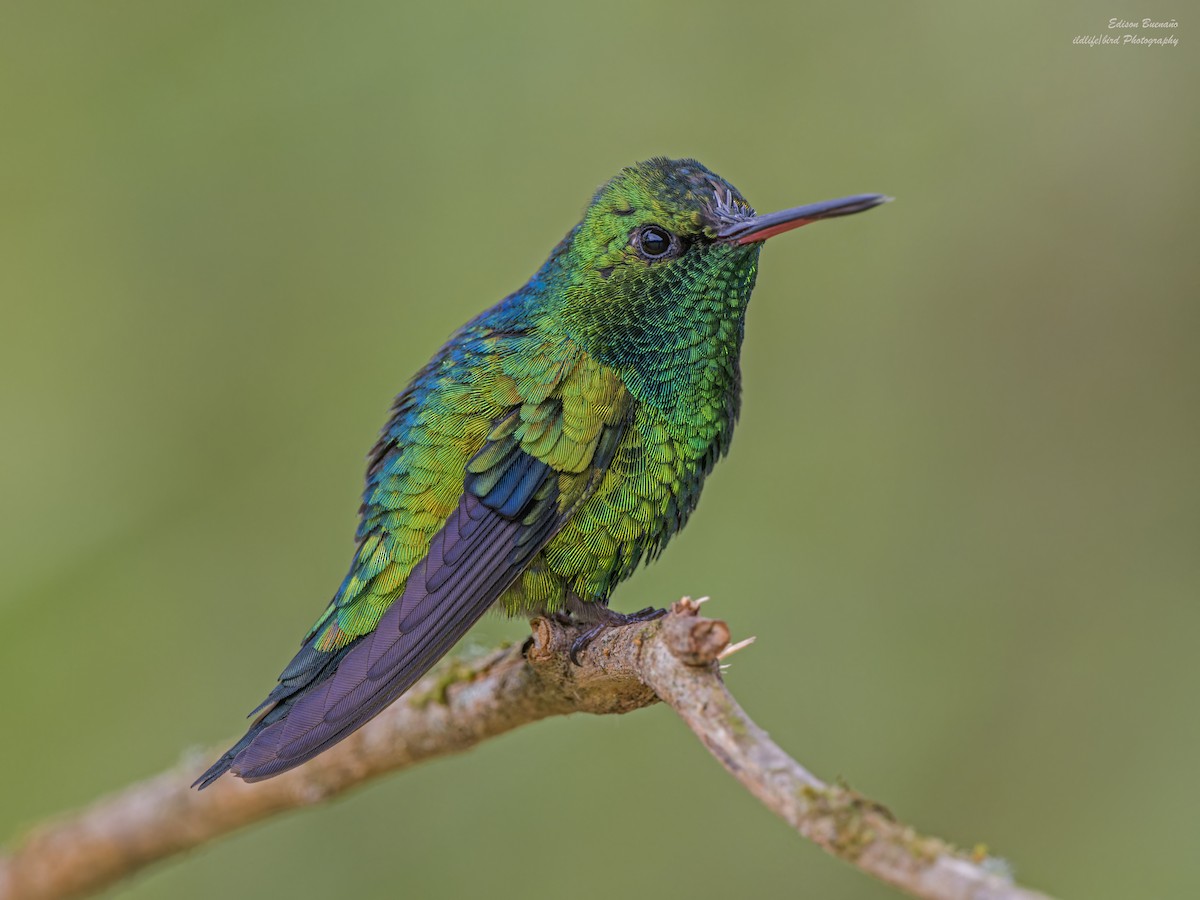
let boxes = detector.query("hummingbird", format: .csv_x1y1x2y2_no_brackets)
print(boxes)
195,158,887,788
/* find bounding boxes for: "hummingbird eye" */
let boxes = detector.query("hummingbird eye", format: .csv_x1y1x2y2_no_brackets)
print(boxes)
634,225,676,261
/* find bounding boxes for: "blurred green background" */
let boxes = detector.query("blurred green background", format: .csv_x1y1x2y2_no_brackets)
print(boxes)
2,2,1196,898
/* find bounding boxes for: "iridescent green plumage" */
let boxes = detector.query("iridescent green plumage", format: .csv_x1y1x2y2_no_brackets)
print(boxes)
195,158,887,787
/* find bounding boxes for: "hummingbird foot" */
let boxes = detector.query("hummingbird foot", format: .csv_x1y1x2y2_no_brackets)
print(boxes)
567,606,667,665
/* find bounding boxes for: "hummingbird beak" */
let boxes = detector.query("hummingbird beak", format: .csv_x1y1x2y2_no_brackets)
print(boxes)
718,193,891,245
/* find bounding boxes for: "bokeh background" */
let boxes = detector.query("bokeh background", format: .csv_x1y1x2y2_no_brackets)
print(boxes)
2,2,1196,898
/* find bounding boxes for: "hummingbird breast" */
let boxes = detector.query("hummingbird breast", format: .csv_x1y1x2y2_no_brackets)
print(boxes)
497,330,744,616
497,248,758,616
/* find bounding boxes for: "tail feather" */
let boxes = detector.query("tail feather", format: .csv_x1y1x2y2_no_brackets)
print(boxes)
230,505,523,780
194,485,550,787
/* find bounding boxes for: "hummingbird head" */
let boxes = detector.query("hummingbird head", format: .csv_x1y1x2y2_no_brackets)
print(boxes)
562,157,761,305
542,157,888,413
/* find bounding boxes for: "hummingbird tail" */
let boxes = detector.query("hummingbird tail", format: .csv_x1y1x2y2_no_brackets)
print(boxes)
193,488,553,788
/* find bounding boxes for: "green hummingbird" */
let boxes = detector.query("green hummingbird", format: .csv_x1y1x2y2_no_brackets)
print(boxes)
195,158,887,788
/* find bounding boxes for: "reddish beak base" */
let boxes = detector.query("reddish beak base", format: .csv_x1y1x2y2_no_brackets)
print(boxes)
719,193,891,245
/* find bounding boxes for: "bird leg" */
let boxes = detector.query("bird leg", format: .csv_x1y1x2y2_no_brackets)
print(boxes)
567,605,667,665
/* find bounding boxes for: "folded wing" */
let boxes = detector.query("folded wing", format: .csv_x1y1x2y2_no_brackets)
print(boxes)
195,343,629,787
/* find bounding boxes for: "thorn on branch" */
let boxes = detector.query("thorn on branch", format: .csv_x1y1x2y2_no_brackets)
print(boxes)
717,636,756,660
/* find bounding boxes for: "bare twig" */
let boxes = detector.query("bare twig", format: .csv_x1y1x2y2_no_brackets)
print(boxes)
0,601,1054,900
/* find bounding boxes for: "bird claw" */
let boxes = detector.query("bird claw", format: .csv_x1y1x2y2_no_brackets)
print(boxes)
567,606,667,665
568,625,604,665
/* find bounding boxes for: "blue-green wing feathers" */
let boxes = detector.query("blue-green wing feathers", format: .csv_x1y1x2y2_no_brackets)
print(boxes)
194,337,631,787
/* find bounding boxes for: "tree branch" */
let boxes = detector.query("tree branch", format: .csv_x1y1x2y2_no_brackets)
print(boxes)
0,600,1054,900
